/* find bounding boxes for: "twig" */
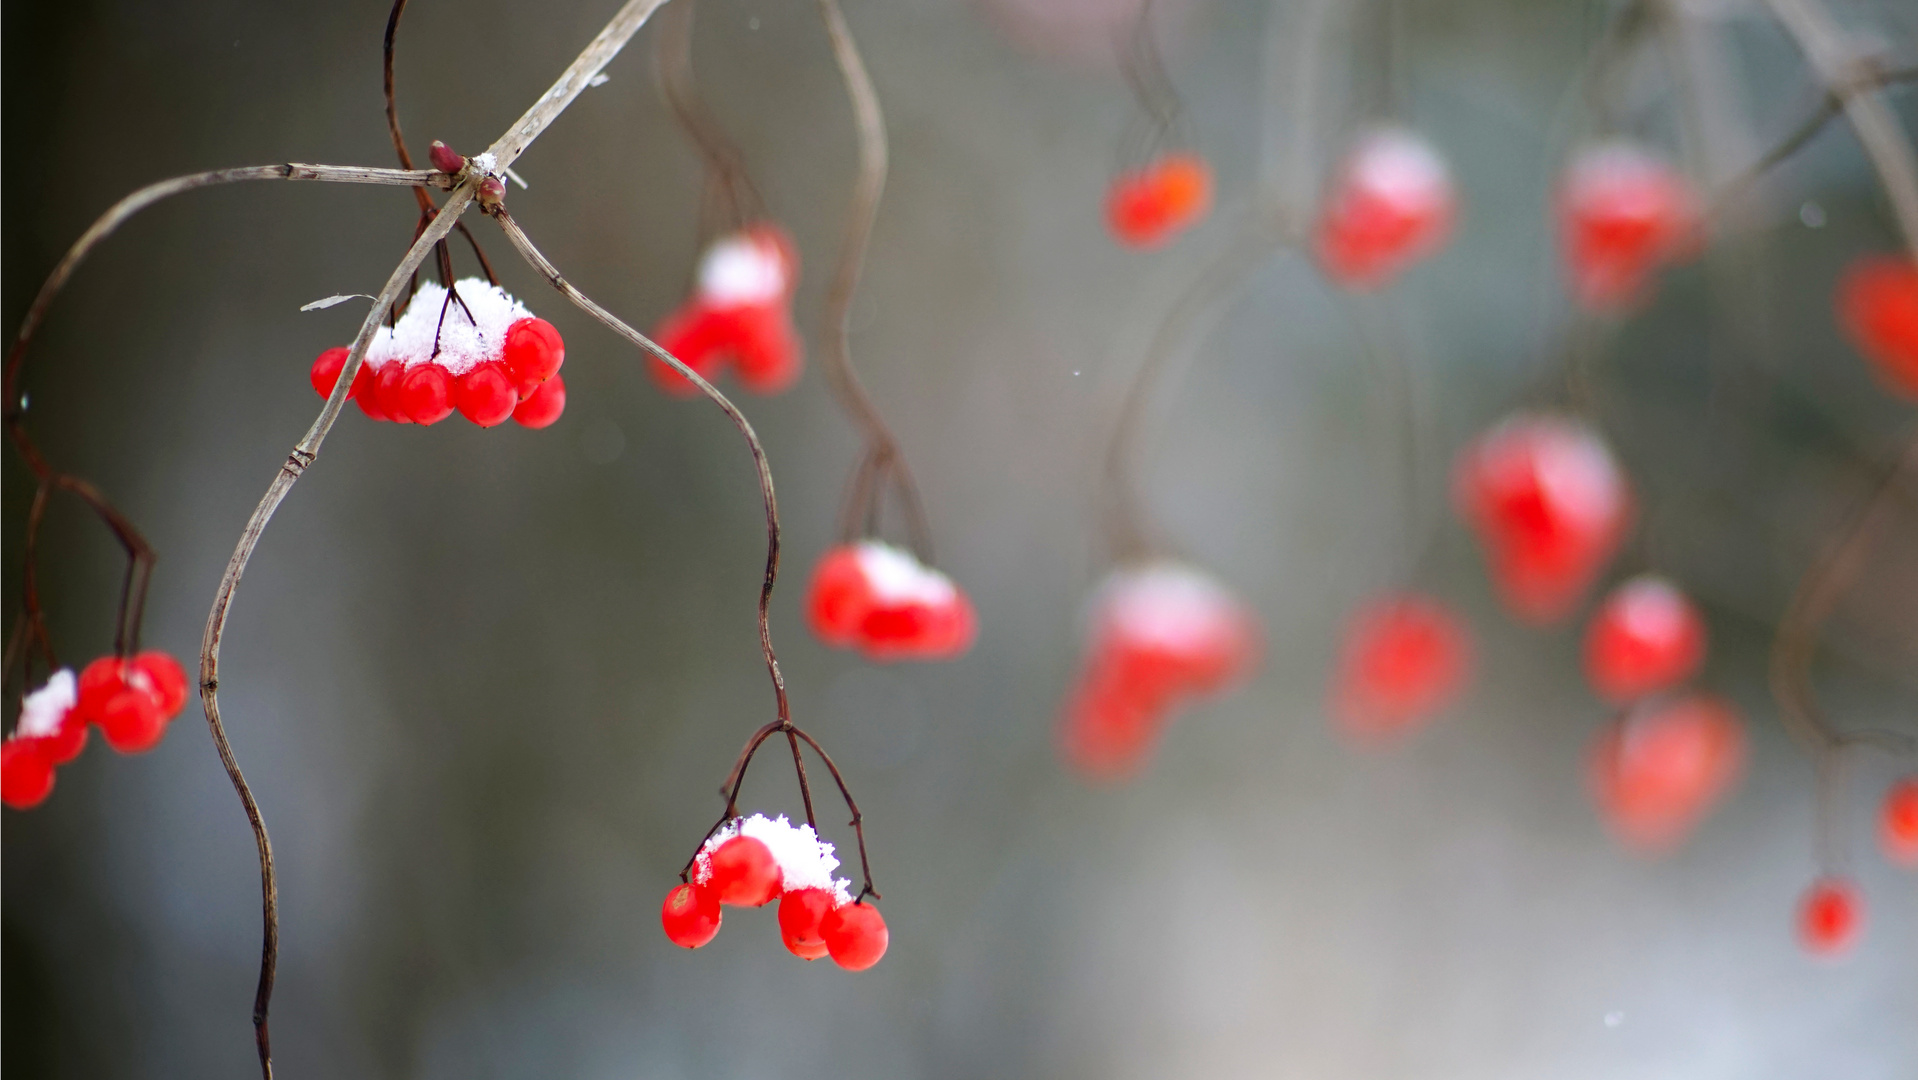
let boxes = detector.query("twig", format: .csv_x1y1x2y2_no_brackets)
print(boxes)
654,0,764,236
1711,62,1918,218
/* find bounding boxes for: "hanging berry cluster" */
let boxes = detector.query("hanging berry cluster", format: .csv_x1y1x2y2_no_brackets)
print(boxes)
3,652,191,809
1315,128,1456,289
806,541,977,661
1329,593,1474,744
1557,141,1703,312
652,225,804,396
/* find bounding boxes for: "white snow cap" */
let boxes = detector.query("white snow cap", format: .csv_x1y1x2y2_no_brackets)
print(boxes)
696,813,853,905
16,669,77,739
366,278,531,376
855,541,958,607
1347,128,1452,209
697,232,789,308
1615,575,1690,639
1097,562,1243,649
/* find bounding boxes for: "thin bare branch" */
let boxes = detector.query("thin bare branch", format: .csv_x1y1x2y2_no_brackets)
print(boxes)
483,0,669,170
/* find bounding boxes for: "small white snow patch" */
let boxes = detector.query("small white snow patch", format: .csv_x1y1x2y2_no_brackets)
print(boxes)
698,233,788,308
1097,562,1241,651
17,669,77,739
694,813,852,904
855,541,957,607
469,152,500,177
1348,128,1451,210
366,278,531,376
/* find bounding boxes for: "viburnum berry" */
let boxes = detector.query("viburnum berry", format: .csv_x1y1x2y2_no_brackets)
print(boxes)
502,317,565,399
455,362,518,427
397,363,456,425
1587,694,1744,853
660,882,723,949
512,374,566,429
651,225,803,396
805,542,977,661
1796,877,1862,957
820,900,889,971
1330,593,1472,743
1453,412,1632,625
77,651,190,755
1315,128,1455,289
2,669,87,809
1881,776,1918,867
703,835,783,907
1835,255,1918,399
1582,575,1705,704
1558,141,1702,311
777,887,838,960
2,741,55,810
375,363,413,424
309,346,353,398
1106,152,1213,248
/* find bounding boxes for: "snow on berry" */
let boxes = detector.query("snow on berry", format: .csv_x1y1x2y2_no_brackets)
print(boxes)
1582,575,1706,704
3,669,87,809
1587,694,1744,853
1835,254,1918,399
651,225,803,396
1106,152,1214,248
1330,593,1473,744
1881,776,1918,867
1557,141,1702,311
1315,128,1455,289
1454,412,1632,625
1796,877,1862,957
806,541,978,661
693,814,854,906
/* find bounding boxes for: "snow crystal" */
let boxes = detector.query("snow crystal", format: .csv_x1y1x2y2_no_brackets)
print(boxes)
856,541,958,607
1099,563,1239,648
16,669,77,739
695,813,853,904
698,233,788,308
366,278,531,376
470,152,500,177
1350,128,1450,207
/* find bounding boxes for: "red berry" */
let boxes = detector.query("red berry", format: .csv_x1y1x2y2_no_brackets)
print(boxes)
1106,153,1214,248
1583,576,1705,704
376,363,413,424
806,546,874,648
1,740,56,809
1454,413,1632,625
1558,142,1701,311
502,317,565,399
1316,128,1455,289
309,346,352,398
704,835,782,907
1058,663,1174,780
1331,593,1472,743
1588,694,1744,853
660,882,723,948
398,363,456,425
1881,776,1918,867
730,305,804,396
650,303,732,395
98,689,167,754
1835,255,1918,399
354,363,391,421
454,362,518,427
511,374,566,429
777,887,839,960
40,716,89,766
820,900,888,971
1796,877,1862,956
131,651,190,718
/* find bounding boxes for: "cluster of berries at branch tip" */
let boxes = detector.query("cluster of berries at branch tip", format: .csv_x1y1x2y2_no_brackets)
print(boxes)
1330,593,1473,744
1105,152,1214,248
1316,128,1456,289
1060,562,1260,779
652,224,804,396
659,814,887,971
1558,141,1702,312
3,652,190,809
806,540,977,661
310,279,565,429
1836,254,1918,399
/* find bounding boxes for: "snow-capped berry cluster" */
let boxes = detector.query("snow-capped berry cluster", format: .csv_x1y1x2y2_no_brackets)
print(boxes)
1453,412,1632,625
1105,152,1214,248
659,813,887,971
651,225,804,396
1557,141,1702,311
309,279,566,428
1059,562,1260,779
1329,592,1473,744
1835,254,1918,399
1315,128,1456,289
806,541,977,661
2,651,190,809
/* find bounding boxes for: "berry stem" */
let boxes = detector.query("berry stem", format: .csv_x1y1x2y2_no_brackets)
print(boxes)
653,0,765,239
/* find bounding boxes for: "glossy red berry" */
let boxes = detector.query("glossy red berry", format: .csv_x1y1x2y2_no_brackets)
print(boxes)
353,364,390,421
704,835,782,907
820,900,888,971
376,363,413,424
1,740,56,809
1881,776,1918,866
1583,576,1705,704
1107,153,1213,248
729,306,804,396
1454,413,1632,625
1316,128,1455,288
1796,877,1862,957
392,363,453,425
99,690,167,753
777,887,839,960
805,543,977,662
1558,142,1701,311
660,882,723,948
502,317,565,399
1331,593,1472,743
76,653,184,754
1588,694,1744,853
1835,255,1918,399
131,651,190,717
455,362,518,427
512,374,566,429
650,303,732,395
309,347,353,398
1059,663,1172,780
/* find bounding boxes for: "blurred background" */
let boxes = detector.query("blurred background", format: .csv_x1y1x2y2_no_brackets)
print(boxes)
4,0,1916,1076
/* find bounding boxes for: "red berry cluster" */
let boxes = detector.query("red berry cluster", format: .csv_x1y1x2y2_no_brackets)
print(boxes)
806,541,977,661
652,225,804,396
1105,152,1214,248
1835,255,1918,399
2,652,190,809
1315,128,1456,289
659,814,888,971
1329,593,1474,743
310,279,565,429
1060,562,1261,778
1788,778,1918,959
1557,141,1702,311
